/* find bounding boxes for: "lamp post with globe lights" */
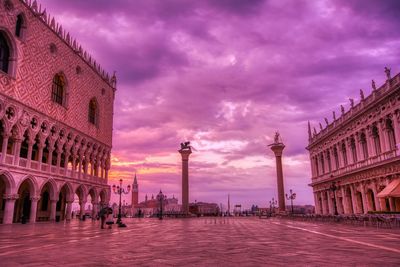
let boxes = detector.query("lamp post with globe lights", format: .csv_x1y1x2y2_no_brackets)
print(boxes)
112,179,131,227
269,198,277,215
286,189,296,214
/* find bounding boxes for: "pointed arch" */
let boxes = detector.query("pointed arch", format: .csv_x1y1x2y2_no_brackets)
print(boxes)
17,174,39,197
88,97,99,126
0,170,15,194
39,178,58,201
51,72,69,107
0,27,17,77
59,182,74,202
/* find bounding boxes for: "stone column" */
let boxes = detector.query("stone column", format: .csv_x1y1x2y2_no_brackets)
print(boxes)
360,185,368,214
320,191,326,214
377,120,387,154
56,145,63,173
26,139,34,168
392,111,400,146
337,143,344,168
3,194,17,224
349,185,358,214
64,152,70,175
329,148,336,171
313,192,320,214
327,191,334,215
29,197,39,223
47,142,55,170
179,147,192,215
37,141,45,170
78,157,83,179
366,126,376,158
340,187,348,214
13,138,22,166
345,139,353,165
79,201,86,220
71,155,77,178
49,200,57,221
372,181,381,211
65,201,73,221
1,133,9,163
269,141,286,212
355,133,363,162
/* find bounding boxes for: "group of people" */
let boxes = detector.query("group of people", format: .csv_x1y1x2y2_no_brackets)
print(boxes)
98,206,114,229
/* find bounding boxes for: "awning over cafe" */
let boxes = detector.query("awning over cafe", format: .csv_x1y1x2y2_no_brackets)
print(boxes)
377,179,400,198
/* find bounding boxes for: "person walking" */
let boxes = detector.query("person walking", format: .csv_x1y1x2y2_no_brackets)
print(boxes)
99,206,107,229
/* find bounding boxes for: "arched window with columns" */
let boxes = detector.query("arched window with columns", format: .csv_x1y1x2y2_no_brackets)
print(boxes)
320,153,325,174
386,118,396,150
360,132,368,160
333,146,339,169
372,125,381,155
326,150,332,172
341,142,348,166
315,157,319,176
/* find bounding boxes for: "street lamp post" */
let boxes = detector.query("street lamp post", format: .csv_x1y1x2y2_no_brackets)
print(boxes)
285,189,297,214
329,182,338,216
112,179,131,227
157,190,165,220
269,198,277,215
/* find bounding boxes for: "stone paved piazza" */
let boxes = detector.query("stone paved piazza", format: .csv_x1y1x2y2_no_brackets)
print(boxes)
0,218,399,266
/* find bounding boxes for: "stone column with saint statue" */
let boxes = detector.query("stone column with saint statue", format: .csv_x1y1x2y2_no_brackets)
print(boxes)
179,141,192,215
269,132,286,212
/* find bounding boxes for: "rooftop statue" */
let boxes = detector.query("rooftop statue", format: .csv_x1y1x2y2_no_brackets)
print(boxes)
324,118,329,126
360,89,365,101
341,105,345,115
349,98,354,108
384,66,391,80
372,79,377,91
332,111,336,121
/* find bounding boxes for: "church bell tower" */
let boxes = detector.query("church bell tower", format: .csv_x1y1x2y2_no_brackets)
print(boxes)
132,173,139,207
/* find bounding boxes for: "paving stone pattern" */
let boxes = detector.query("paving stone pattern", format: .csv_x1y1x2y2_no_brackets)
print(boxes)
0,217,399,266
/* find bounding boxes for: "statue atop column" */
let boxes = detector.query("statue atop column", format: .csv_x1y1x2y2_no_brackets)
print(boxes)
268,132,286,212
179,141,192,215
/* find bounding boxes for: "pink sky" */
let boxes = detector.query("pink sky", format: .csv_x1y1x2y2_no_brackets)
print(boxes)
40,0,400,208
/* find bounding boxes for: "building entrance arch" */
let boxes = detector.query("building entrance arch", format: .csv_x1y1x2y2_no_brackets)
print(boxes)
14,179,33,223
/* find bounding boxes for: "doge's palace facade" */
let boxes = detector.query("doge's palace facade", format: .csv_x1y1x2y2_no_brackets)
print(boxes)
308,68,400,215
0,0,115,224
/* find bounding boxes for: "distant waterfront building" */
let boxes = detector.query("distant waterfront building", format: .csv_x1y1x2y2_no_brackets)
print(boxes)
0,1,115,224
308,69,400,214
189,202,220,216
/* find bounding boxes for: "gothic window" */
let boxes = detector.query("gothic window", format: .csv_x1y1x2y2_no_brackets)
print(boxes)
315,157,319,176
372,125,381,155
341,143,348,166
51,73,66,106
88,98,98,126
386,119,396,150
333,147,339,169
350,138,357,163
15,14,25,38
0,33,10,73
360,132,368,160
326,151,332,172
